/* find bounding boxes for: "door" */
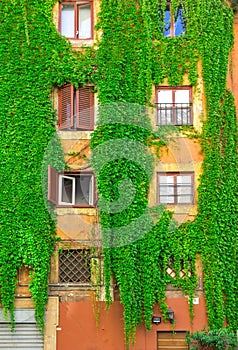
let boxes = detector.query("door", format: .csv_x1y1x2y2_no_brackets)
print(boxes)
157,331,188,350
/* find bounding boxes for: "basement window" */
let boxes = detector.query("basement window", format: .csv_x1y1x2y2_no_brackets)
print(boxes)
59,249,91,283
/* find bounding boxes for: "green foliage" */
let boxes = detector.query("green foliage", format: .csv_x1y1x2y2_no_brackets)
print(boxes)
0,0,75,330
91,0,237,346
186,329,238,350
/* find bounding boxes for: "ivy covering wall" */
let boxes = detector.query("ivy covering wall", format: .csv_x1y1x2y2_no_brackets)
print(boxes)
0,0,237,347
91,0,237,346
0,0,84,329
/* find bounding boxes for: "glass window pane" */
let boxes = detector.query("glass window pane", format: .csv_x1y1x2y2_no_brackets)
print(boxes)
178,195,193,203
175,90,190,103
174,6,185,36
177,175,193,203
61,4,75,38
160,176,174,184
159,176,175,203
78,5,91,38
177,175,192,184
75,175,92,204
158,90,173,104
164,4,171,37
61,177,74,204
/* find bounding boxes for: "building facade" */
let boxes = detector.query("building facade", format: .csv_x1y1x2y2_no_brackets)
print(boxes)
0,1,237,350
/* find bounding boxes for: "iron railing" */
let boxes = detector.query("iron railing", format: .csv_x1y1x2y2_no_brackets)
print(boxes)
156,103,192,125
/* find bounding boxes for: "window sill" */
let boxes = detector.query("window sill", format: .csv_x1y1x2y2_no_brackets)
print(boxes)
58,130,93,140
69,39,94,48
56,207,97,215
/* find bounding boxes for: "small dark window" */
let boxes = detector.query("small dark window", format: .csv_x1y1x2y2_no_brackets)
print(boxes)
156,87,192,126
157,172,194,204
60,1,93,40
59,249,91,283
58,84,94,130
160,2,186,37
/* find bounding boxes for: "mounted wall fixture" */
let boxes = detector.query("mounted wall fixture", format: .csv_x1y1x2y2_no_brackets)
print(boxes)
152,316,161,325
168,308,175,324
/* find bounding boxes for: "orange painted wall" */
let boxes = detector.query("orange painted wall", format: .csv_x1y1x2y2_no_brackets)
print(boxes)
57,298,207,350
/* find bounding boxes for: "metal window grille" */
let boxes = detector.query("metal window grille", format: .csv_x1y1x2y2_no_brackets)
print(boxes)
59,249,91,283
166,257,192,280
156,103,192,125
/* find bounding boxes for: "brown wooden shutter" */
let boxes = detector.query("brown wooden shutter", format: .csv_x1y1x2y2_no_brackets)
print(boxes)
48,165,58,204
76,87,94,130
58,84,74,129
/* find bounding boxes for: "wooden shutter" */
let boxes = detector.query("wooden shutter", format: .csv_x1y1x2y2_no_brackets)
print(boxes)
76,87,94,130
48,165,58,204
58,84,74,129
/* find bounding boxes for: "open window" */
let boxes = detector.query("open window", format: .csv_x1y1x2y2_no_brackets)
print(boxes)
160,2,186,37
157,172,194,204
58,84,94,130
156,87,192,125
48,166,95,207
60,1,93,40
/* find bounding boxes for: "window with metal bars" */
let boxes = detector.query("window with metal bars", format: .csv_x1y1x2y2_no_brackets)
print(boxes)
156,87,192,126
58,249,91,283
157,172,194,204
166,256,192,280
59,1,93,40
58,84,94,130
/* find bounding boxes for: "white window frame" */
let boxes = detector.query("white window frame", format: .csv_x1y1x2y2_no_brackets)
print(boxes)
58,174,94,206
59,175,76,205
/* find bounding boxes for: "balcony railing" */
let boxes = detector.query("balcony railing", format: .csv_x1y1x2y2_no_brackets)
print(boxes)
156,103,192,125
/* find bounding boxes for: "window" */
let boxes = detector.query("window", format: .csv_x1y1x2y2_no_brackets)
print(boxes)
166,256,192,280
48,166,95,207
156,87,192,125
59,249,91,283
161,2,185,37
58,84,94,130
157,173,194,204
60,1,93,40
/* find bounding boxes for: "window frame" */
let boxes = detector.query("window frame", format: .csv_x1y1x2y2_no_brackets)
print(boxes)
59,0,94,40
48,166,96,208
58,84,94,131
155,86,193,126
157,172,194,205
162,1,186,38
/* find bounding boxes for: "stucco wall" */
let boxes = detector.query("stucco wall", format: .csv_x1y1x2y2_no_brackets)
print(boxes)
57,299,207,350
